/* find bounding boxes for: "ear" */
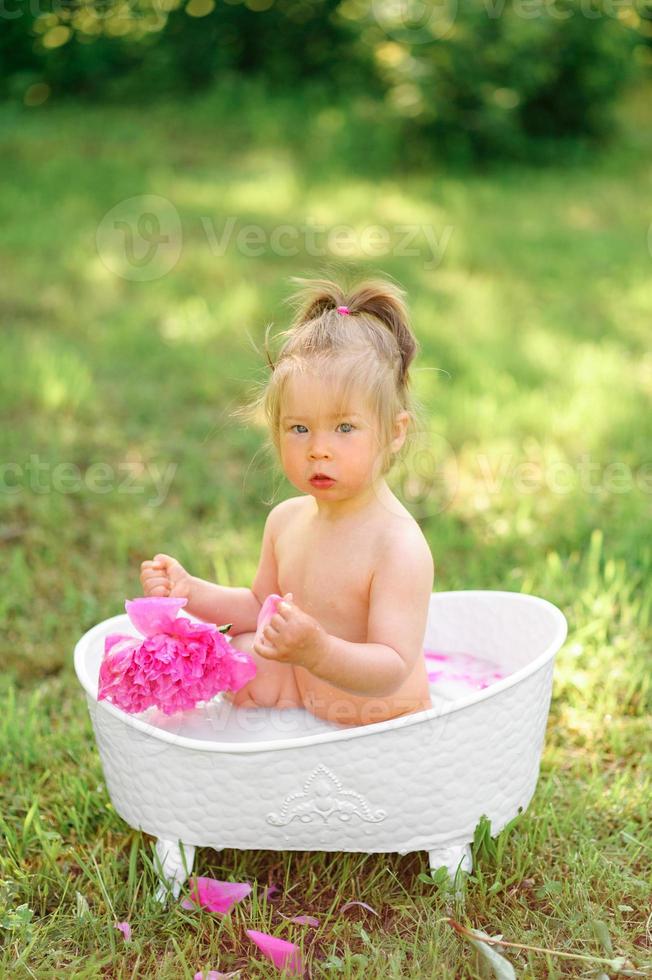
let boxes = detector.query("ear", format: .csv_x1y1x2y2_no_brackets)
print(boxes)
390,411,409,454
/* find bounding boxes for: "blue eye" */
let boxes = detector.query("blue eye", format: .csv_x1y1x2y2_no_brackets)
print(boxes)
288,422,354,434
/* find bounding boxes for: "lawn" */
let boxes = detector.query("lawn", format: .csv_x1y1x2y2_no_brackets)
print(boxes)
1,82,650,977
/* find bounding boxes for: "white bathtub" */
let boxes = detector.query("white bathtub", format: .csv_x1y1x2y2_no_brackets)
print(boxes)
73,590,567,903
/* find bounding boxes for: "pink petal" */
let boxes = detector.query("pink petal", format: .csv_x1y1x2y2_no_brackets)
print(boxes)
245,929,303,976
340,900,379,916
253,594,283,647
263,883,280,900
114,920,132,941
125,596,188,636
225,647,257,692
194,972,240,980
423,648,506,690
185,876,252,914
194,972,240,979
98,637,139,701
423,649,450,662
279,913,320,927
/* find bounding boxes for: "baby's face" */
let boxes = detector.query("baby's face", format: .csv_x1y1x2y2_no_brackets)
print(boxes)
279,371,385,501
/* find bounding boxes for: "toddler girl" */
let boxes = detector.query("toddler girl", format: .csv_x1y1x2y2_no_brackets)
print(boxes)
140,275,435,727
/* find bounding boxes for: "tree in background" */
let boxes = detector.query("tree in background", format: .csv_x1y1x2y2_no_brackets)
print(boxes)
2,0,650,163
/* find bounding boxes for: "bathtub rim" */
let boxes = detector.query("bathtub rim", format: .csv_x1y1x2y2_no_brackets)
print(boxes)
74,589,567,754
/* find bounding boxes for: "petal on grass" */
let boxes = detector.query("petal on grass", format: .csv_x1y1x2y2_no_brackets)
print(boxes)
245,929,303,976
186,876,252,914
194,971,241,979
263,883,280,901
114,920,132,941
279,913,320,927
464,929,516,980
339,901,379,916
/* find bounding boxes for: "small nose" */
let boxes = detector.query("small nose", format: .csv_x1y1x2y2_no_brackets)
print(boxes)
308,433,332,460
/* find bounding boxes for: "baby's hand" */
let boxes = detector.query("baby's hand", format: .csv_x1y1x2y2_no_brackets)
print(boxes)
140,553,193,600
253,594,328,671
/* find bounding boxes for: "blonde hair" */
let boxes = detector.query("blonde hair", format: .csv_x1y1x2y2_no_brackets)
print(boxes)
233,273,427,485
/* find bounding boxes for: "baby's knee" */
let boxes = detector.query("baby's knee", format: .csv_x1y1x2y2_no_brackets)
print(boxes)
248,686,282,708
224,632,300,708
228,631,257,654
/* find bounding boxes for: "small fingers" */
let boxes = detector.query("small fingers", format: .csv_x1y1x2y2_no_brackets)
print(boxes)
141,571,169,586
142,575,171,597
147,584,171,597
154,553,176,568
253,640,277,660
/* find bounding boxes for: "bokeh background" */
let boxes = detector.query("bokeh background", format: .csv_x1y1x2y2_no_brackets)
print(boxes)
1,2,651,976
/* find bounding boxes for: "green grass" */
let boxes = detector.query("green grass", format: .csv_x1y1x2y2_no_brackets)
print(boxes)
1,82,651,977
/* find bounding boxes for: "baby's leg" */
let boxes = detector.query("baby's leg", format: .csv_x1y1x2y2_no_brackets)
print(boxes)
224,631,303,708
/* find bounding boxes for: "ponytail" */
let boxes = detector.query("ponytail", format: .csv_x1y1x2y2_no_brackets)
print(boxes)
287,276,419,387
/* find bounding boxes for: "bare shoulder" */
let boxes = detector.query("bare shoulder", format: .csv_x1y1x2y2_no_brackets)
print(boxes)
267,495,311,538
373,513,435,582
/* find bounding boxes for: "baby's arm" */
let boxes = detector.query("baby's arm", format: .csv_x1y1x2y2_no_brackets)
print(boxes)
185,578,261,633
142,508,280,634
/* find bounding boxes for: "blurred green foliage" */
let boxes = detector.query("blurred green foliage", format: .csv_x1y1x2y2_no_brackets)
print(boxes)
2,0,652,163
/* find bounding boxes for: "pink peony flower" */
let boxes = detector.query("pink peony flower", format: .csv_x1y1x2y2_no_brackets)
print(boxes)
98,597,256,716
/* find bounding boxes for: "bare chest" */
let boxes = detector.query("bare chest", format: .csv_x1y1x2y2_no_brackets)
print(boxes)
275,515,378,642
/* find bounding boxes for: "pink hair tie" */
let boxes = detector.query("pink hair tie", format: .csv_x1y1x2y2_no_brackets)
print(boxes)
336,305,350,316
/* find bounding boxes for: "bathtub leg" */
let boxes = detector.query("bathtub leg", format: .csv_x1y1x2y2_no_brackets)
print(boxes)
428,842,473,882
153,837,196,905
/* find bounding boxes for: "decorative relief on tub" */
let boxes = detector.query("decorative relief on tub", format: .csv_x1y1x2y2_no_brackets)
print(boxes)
266,764,387,827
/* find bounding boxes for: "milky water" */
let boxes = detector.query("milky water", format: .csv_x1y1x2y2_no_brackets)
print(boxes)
423,648,507,701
